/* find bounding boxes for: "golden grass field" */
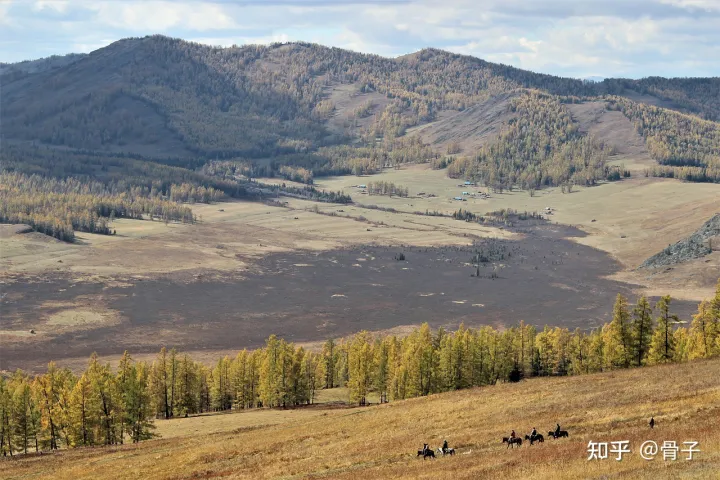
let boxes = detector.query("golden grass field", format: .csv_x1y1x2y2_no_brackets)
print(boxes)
2,359,719,480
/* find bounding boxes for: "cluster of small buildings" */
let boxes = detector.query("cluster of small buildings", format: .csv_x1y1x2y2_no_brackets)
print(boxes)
450,183,490,201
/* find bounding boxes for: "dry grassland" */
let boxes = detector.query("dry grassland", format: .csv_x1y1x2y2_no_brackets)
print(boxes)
0,196,507,279
2,162,716,301
315,165,720,300
3,359,719,480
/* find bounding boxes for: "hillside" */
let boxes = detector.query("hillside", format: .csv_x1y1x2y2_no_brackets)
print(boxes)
404,91,517,154
0,37,568,159
2,36,719,176
2,358,719,479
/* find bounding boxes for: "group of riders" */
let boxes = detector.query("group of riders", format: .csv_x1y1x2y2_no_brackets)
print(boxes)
420,440,452,458
420,424,564,458
510,423,562,443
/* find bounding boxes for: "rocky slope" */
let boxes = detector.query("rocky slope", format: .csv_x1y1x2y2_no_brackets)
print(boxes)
640,213,720,268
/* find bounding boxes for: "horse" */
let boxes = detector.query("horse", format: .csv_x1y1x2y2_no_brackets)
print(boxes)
502,437,522,448
437,447,455,456
524,434,544,445
417,448,435,459
549,430,569,439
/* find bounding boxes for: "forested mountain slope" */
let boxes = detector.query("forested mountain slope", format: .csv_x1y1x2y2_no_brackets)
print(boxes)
3,35,719,162
605,76,720,121
0,37,586,159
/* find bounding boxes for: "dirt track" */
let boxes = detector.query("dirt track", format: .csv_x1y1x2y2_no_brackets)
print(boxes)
0,224,697,372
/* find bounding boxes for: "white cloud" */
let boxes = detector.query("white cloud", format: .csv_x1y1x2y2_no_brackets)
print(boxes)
659,0,720,10
0,0,12,26
189,33,291,48
33,1,68,13
87,1,237,32
71,41,107,53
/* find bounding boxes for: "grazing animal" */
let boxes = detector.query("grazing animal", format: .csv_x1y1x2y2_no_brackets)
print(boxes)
525,434,544,445
502,437,522,448
437,447,455,456
549,430,569,439
417,449,435,459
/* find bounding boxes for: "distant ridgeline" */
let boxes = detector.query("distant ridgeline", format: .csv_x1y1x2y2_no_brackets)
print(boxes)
1,282,718,454
1,36,720,240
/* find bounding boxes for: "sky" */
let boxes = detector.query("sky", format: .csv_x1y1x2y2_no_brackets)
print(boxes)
1,0,719,79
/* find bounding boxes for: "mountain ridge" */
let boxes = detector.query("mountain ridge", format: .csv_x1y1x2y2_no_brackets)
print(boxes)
2,35,719,189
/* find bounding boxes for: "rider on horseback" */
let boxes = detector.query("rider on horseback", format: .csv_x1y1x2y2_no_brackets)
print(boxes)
510,430,516,439
555,424,561,438
442,440,448,454
530,427,537,439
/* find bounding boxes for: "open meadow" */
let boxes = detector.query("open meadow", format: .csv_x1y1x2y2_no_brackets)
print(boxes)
1,163,718,372
2,358,719,479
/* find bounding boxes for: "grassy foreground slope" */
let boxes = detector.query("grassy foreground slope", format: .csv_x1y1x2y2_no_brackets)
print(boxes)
4,359,719,479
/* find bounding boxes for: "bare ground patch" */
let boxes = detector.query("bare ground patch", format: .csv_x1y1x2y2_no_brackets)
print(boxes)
323,83,391,137
405,92,516,153
567,101,656,172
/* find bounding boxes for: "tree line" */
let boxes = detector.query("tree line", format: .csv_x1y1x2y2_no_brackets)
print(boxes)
0,173,199,241
278,165,314,184
200,137,436,179
0,144,253,200
1,281,717,455
367,181,409,197
0,146,269,242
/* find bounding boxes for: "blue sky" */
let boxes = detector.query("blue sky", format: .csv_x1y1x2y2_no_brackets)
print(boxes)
1,0,719,79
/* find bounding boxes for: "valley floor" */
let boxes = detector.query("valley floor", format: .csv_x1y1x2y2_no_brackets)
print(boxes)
1,166,718,372
2,358,719,479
